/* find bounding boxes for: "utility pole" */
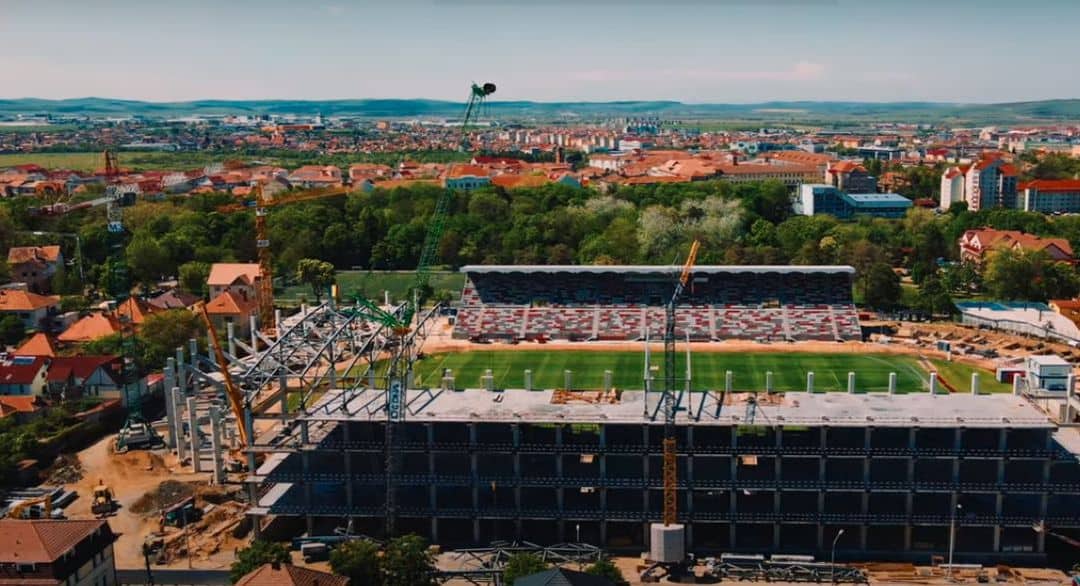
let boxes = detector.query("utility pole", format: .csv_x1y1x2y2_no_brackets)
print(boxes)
946,503,962,580
830,528,845,583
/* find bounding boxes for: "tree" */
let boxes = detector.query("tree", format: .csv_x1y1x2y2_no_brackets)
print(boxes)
178,261,211,297
140,310,203,369
229,540,291,583
914,275,955,316
983,248,1045,300
502,553,550,584
861,262,901,309
295,258,336,302
329,539,382,585
125,232,168,290
0,315,24,346
383,534,436,586
586,557,628,585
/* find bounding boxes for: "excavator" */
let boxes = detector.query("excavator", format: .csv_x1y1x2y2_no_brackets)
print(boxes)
4,494,61,520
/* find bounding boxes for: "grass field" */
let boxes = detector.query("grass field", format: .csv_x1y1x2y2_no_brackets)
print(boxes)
278,270,465,304
0,151,232,172
409,350,1011,393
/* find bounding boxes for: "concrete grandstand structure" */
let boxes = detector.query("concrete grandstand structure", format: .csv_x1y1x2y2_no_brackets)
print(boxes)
454,265,862,343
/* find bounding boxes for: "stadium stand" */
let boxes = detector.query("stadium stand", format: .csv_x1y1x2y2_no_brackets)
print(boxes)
455,266,861,342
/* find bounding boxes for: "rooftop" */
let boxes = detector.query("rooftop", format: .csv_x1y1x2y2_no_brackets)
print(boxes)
841,192,913,208
461,265,855,276
0,519,111,564
305,388,1053,429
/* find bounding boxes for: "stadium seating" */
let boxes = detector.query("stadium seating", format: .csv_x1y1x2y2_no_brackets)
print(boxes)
454,269,861,342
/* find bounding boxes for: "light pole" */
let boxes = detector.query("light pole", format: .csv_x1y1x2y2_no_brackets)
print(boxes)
830,528,845,583
946,503,962,580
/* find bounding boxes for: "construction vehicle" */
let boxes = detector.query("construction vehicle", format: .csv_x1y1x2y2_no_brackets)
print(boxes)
642,239,700,583
196,301,250,448
5,494,61,520
215,184,351,334
162,496,201,527
90,481,117,517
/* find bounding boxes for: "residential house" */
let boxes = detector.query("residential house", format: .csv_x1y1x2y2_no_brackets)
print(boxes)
513,567,614,586
0,287,60,330
46,356,122,400
0,519,118,586
0,355,49,396
1019,179,1080,214
114,297,158,328
491,174,553,190
235,562,348,586
207,263,262,300
147,289,200,310
205,288,259,337
287,165,342,189
444,165,492,191
825,160,878,193
57,313,121,344
7,245,63,292
0,395,47,423
958,228,1074,264
348,163,393,183
15,332,57,356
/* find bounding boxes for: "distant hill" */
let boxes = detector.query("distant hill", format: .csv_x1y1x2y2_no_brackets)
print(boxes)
1,97,1079,124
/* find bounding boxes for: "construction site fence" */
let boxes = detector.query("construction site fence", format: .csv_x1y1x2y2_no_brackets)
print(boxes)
959,312,1080,346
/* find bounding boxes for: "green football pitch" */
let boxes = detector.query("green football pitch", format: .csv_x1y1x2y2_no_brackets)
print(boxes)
409,350,1011,394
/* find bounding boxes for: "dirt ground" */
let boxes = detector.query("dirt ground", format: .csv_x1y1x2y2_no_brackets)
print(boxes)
61,434,238,570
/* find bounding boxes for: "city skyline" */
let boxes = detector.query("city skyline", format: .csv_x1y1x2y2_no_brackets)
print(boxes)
2,0,1079,104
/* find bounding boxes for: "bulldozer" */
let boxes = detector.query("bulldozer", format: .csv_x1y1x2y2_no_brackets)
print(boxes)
90,481,117,517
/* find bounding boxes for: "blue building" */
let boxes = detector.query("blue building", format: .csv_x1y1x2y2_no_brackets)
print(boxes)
797,184,912,219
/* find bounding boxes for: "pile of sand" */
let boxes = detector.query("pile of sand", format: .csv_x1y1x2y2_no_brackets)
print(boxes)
130,480,197,515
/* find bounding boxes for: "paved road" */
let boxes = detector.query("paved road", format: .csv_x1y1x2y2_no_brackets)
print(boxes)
117,568,230,585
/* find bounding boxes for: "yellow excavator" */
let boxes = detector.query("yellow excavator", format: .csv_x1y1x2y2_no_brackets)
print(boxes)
5,494,58,519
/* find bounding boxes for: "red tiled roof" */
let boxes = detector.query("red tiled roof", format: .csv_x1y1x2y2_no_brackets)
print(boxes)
446,165,490,179
0,356,47,387
0,289,60,312
490,174,552,189
115,297,158,326
0,395,45,417
57,313,121,343
7,245,61,265
963,228,1074,258
235,563,348,586
1021,179,1080,193
15,333,57,357
147,290,200,310
207,263,261,287
205,290,258,316
47,356,119,382
0,519,111,564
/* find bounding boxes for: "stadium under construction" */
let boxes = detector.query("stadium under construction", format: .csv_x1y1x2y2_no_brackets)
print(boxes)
160,265,1080,566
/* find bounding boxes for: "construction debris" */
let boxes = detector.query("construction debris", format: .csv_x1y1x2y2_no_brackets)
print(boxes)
130,480,197,515
41,454,83,485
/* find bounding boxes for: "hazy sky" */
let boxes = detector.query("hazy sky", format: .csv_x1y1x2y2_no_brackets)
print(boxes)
2,0,1078,103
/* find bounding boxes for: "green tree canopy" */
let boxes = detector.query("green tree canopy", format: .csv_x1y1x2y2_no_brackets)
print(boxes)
0,315,24,346
329,539,382,585
178,261,211,297
861,262,902,309
229,540,291,583
586,557,628,585
125,231,168,289
383,534,436,586
502,553,550,584
295,258,336,302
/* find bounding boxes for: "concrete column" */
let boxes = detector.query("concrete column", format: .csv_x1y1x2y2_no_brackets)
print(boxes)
279,369,288,418
209,406,225,484
929,372,939,395
725,370,733,393
1066,374,1077,423
175,347,186,394
1013,375,1023,396
971,373,981,395
888,372,898,395
206,332,216,366
274,309,283,338
163,360,177,449
603,370,612,391
847,371,856,394
483,369,494,392
171,387,186,461
226,321,236,358
368,367,376,391
807,371,814,393
188,338,199,370
765,371,774,393
249,314,258,349
186,396,201,473
524,369,532,391
564,369,573,390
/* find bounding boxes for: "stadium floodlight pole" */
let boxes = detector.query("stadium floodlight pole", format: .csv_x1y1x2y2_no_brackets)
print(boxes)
830,528,845,583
